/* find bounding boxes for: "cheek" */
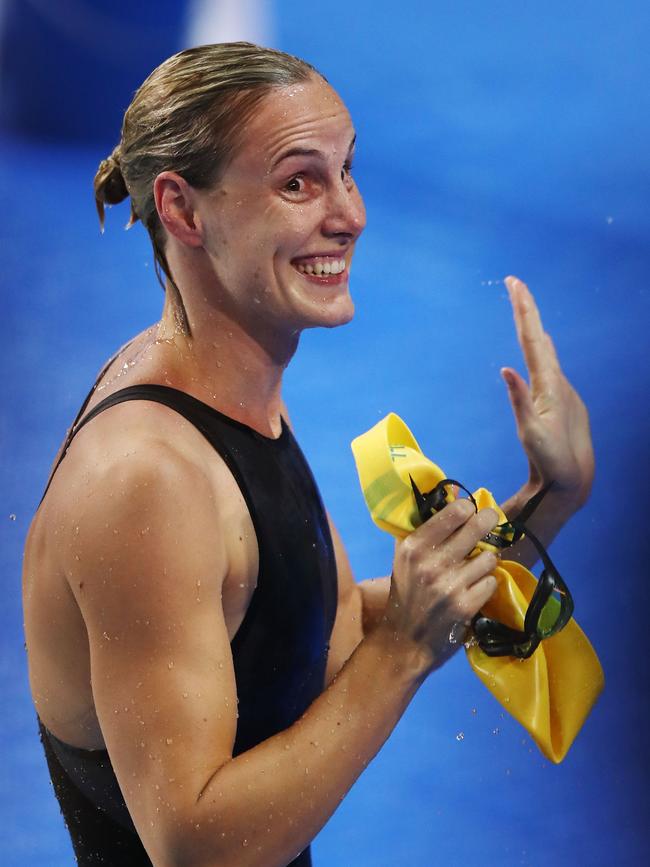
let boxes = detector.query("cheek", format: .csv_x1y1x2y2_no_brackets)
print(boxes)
276,201,326,242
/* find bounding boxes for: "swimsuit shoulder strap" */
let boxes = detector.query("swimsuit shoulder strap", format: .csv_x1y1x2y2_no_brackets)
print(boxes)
39,340,135,506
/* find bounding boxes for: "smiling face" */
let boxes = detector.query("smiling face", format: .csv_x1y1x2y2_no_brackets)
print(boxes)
193,75,366,338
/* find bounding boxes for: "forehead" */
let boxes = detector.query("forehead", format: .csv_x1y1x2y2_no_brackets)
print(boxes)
234,77,354,170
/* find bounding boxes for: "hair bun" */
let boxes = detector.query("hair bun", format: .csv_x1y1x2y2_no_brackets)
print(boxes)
94,146,129,231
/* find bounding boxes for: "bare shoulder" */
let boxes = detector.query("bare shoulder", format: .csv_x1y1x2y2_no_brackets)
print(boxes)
40,399,237,608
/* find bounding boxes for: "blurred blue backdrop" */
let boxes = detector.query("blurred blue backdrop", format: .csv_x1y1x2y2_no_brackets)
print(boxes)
1,1,648,864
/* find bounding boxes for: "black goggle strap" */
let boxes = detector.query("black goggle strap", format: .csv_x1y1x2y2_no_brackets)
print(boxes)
507,481,554,540
490,481,555,549
520,524,574,636
409,476,477,525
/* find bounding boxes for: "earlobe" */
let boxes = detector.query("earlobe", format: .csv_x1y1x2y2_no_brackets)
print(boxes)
153,171,204,248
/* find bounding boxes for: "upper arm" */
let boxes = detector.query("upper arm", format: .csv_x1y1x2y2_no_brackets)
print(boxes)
66,433,239,865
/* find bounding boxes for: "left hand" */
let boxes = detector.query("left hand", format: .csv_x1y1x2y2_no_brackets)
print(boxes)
501,275,594,509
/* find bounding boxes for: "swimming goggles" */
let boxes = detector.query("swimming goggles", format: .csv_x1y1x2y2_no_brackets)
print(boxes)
410,477,574,660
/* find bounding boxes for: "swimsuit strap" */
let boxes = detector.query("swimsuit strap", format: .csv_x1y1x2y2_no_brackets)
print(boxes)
39,338,135,506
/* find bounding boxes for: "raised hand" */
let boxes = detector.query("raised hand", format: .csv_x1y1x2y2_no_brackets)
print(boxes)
501,276,594,509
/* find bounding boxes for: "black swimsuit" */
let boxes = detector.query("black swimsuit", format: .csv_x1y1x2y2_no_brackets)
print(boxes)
37,384,338,867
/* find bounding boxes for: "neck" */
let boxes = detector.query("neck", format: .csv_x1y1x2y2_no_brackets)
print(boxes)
155,289,299,439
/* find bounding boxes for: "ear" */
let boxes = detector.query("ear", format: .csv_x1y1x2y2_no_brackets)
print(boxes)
153,171,204,248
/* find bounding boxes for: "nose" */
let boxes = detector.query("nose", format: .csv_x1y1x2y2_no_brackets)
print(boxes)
321,177,366,241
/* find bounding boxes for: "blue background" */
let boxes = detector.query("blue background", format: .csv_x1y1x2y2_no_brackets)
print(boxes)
1,1,648,864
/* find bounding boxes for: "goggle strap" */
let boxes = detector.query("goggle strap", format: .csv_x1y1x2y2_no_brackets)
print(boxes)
509,481,554,527
409,476,477,525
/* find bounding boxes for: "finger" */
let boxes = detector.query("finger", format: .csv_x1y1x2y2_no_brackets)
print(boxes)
459,573,497,620
460,550,498,589
504,275,554,388
409,497,476,548
445,507,499,562
544,332,562,373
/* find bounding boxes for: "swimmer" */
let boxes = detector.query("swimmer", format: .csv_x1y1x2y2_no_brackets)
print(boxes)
22,43,594,867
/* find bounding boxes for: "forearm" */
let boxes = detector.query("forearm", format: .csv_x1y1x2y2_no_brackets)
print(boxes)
176,625,426,867
500,482,582,569
359,575,391,635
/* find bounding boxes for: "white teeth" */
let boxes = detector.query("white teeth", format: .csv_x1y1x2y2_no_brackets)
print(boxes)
296,258,346,276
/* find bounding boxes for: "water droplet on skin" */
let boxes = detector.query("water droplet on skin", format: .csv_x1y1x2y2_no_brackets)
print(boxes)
166,737,173,745
456,732,465,742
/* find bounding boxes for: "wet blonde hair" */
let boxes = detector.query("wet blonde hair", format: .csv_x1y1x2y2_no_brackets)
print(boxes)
93,42,320,333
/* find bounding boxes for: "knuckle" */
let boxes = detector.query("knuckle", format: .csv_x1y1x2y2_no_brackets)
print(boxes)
399,535,418,560
400,534,415,553
481,550,497,570
478,507,499,530
449,499,475,521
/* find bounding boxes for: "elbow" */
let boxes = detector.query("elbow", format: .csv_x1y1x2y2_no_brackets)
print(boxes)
156,811,266,867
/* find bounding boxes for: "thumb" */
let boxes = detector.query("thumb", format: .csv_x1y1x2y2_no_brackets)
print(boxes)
501,367,536,429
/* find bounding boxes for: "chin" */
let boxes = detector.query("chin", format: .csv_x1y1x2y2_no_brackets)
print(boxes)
305,295,355,330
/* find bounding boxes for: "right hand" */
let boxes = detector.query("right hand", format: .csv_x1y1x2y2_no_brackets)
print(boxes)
382,499,499,673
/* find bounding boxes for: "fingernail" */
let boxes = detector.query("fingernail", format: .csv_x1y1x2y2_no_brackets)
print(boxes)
501,368,514,387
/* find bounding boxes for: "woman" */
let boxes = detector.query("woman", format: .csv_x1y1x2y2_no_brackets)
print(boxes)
22,42,593,867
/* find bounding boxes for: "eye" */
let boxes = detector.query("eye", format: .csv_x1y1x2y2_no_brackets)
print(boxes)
284,175,305,193
341,161,354,184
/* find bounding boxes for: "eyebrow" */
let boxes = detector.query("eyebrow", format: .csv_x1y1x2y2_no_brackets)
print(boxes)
270,134,357,171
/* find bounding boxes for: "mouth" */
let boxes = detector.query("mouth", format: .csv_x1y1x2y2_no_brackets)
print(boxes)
291,255,348,285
